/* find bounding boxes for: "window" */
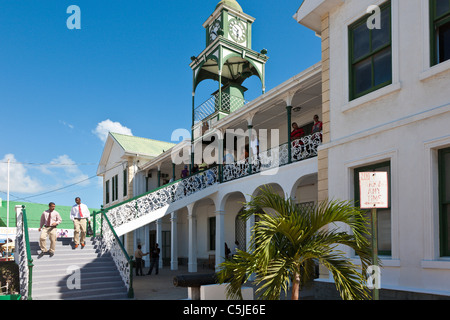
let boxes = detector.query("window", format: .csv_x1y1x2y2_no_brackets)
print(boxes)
105,180,110,204
438,147,450,256
112,175,118,202
162,231,171,265
430,0,450,66
354,161,392,256
123,169,128,197
349,1,392,100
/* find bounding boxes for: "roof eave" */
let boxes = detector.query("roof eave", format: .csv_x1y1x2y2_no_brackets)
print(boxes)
293,0,344,34
96,134,119,176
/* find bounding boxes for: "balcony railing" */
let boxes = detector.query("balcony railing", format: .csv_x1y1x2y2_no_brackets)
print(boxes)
223,132,322,181
194,92,249,123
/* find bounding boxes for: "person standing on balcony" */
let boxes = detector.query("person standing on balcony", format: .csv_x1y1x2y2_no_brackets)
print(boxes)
311,115,323,143
224,149,235,164
291,122,306,161
38,202,62,257
181,165,189,178
70,197,91,249
291,122,305,140
250,132,259,156
312,115,323,134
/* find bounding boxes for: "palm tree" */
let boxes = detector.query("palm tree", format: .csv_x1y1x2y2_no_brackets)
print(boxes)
216,186,375,300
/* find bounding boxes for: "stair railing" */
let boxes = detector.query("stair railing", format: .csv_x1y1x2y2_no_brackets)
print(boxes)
15,205,34,300
93,208,134,298
104,165,219,231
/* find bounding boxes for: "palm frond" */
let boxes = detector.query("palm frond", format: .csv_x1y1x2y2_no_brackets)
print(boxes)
217,186,375,300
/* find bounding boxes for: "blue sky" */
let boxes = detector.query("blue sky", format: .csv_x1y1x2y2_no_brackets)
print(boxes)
0,0,320,211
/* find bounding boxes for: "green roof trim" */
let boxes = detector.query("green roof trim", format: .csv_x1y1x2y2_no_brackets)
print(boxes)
0,201,99,229
110,132,176,158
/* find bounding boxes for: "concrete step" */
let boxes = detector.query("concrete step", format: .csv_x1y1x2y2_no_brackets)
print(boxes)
33,274,124,287
33,285,129,300
28,230,130,300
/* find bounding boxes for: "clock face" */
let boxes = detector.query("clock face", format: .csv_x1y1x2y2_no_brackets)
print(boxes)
209,20,221,42
228,18,246,43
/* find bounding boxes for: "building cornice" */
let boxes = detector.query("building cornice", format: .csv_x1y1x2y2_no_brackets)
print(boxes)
293,0,344,34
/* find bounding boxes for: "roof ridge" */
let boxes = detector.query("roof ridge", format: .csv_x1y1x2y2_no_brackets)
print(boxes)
110,132,175,145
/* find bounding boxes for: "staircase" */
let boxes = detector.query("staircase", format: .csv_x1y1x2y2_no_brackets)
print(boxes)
28,230,129,300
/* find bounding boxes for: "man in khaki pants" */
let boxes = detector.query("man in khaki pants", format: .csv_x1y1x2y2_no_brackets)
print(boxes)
38,202,62,257
70,197,91,248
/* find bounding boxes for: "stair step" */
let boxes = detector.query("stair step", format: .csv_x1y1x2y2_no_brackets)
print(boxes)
27,230,129,300
32,286,128,300
31,254,112,265
33,274,124,287
33,281,126,294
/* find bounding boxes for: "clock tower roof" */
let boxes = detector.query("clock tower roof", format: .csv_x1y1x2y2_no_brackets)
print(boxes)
215,0,243,12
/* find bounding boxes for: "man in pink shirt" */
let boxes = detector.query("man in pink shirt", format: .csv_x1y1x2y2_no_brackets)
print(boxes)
39,202,62,257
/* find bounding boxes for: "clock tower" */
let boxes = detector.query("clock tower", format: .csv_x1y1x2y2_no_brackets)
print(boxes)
189,0,269,141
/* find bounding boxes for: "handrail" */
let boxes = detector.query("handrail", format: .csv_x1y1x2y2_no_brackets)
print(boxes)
15,205,34,300
98,208,134,298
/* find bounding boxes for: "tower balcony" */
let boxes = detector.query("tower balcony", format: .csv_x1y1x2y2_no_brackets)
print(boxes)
193,91,249,140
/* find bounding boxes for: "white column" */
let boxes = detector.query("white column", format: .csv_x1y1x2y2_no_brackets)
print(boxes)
170,211,178,270
244,194,254,253
244,195,255,281
215,210,225,270
187,204,197,273
246,215,255,253
143,224,150,266
156,219,163,269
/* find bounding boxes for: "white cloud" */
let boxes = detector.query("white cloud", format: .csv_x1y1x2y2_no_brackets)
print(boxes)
59,120,74,129
93,119,133,142
0,154,43,194
41,155,90,187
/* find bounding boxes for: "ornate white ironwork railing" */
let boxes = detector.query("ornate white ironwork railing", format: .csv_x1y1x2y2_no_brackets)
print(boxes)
96,211,134,298
15,206,33,300
104,166,219,230
223,132,322,180
290,132,322,162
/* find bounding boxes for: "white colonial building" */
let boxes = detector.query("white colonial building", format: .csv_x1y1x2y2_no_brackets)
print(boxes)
96,0,450,299
295,0,450,298
97,0,323,276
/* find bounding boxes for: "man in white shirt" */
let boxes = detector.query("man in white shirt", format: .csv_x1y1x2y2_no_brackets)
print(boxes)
250,132,259,156
70,197,91,248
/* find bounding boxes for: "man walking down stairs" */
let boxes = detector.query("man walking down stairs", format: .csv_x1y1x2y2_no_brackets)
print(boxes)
29,230,129,300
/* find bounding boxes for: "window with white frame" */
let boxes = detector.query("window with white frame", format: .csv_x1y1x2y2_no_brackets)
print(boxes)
354,161,392,256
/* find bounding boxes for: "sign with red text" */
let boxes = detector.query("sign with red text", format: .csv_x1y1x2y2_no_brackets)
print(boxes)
359,172,389,209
